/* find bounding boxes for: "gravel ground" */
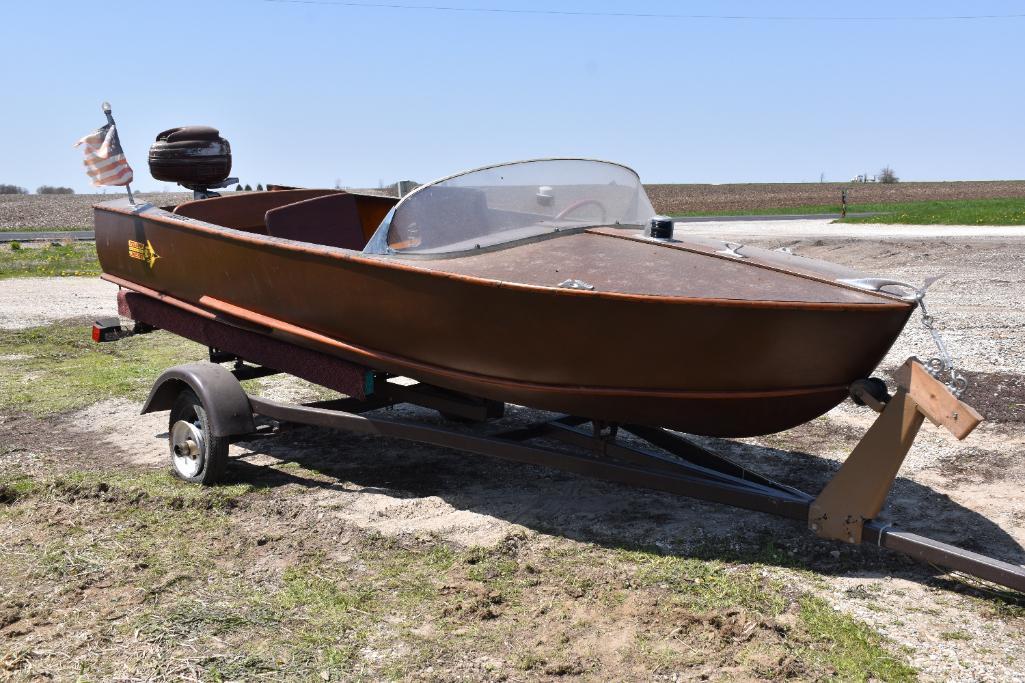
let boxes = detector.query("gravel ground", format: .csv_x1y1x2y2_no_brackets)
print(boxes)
731,231,1025,681
1,222,1023,680
0,277,118,329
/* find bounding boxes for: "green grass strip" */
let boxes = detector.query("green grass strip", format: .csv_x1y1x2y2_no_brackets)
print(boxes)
839,197,1025,225
0,242,101,279
671,196,1025,225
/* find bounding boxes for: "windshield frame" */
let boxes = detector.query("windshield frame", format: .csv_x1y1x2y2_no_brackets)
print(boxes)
362,157,650,258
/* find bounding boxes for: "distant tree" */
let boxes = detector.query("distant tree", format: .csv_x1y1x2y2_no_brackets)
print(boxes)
244,184,252,191
0,184,28,195
878,166,899,184
235,183,243,192
256,183,264,191
36,185,75,195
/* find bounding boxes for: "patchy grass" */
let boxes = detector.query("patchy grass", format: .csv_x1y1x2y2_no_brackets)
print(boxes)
939,630,973,641
0,467,921,680
0,473,39,503
50,469,265,510
0,322,200,414
671,196,1025,225
798,595,917,681
0,320,340,416
624,548,787,612
0,241,100,278
0,321,925,681
615,547,916,681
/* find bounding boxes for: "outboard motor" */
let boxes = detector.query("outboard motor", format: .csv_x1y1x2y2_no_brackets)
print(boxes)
148,126,237,199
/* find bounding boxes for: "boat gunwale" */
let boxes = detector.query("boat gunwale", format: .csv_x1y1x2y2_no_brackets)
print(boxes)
94,199,913,312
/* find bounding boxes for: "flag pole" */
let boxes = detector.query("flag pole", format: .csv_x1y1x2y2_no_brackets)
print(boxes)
101,101,134,204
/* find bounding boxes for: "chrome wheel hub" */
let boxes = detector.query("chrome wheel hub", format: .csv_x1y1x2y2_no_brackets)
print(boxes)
170,419,205,478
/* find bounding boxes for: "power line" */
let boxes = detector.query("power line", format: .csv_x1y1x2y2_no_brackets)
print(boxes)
259,0,1025,22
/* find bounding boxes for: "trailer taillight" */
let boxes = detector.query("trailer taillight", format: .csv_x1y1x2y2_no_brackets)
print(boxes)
92,317,126,343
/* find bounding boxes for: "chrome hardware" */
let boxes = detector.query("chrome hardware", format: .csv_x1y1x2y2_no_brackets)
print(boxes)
716,242,746,259
841,276,968,396
557,279,595,291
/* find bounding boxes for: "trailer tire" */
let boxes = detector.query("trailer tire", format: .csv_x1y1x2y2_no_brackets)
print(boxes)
168,389,229,485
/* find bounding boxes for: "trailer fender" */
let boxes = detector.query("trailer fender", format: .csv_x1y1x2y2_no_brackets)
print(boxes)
142,362,256,437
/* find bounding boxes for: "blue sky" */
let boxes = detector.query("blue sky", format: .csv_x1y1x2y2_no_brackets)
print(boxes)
1,1,1023,192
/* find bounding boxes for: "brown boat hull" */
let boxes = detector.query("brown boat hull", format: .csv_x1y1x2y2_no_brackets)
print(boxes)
94,200,913,437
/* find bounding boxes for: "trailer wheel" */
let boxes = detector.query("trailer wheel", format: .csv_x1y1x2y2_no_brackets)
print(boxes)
168,389,229,485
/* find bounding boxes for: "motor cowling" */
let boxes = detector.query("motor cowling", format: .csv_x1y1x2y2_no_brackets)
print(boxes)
148,126,232,187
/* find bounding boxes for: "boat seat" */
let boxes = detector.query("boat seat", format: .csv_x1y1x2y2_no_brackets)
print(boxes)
174,188,342,234
264,192,367,250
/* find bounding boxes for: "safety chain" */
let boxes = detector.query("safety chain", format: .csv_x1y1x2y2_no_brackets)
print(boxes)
915,283,968,396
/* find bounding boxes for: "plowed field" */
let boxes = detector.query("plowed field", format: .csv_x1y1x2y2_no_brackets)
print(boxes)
645,180,1025,214
4,181,1025,230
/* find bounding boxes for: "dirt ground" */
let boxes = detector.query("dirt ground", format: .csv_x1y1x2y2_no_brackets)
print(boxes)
1,226,1024,680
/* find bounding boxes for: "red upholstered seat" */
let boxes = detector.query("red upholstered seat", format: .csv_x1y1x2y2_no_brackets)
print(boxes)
264,193,367,249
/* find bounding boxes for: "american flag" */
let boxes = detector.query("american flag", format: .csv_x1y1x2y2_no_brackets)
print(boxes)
75,123,133,186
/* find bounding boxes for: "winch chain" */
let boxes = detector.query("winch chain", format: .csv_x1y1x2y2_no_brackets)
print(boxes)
915,287,968,397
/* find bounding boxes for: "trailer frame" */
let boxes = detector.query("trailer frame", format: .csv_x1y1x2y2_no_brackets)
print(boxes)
102,290,1025,594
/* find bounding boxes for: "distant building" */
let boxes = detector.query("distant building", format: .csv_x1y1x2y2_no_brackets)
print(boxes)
346,180,421,198
390,180,420,197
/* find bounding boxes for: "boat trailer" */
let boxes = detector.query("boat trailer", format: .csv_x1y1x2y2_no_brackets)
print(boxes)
100,290,1025,594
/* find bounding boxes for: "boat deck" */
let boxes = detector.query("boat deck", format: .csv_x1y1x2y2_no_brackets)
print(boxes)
414,229,900,305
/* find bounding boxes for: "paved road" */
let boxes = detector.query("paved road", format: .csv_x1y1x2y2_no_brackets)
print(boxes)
0,230,94,242
676,218,1025,239
674,212,876,223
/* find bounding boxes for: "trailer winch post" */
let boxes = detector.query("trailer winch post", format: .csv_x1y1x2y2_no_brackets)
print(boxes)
809,357,983,545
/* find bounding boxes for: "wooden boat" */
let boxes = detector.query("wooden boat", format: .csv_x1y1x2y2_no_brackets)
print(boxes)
93,157,916,437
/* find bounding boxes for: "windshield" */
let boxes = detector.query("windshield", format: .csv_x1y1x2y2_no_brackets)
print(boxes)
363,158,655,256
